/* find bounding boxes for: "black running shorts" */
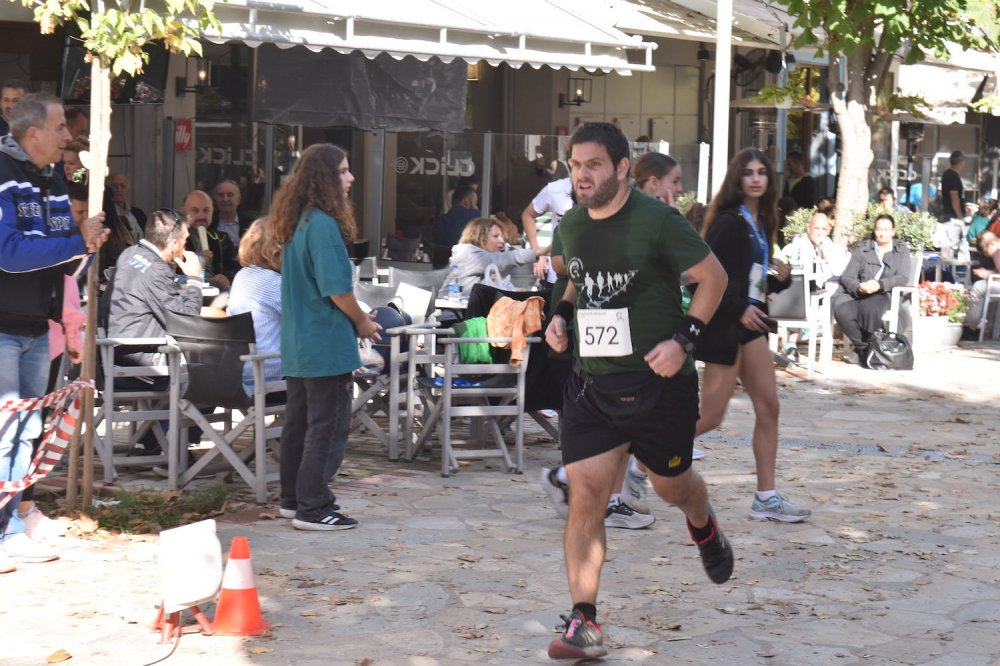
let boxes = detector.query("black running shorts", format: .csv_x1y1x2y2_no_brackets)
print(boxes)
559,369,699,477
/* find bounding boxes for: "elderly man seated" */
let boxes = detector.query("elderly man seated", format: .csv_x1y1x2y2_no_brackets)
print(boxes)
183,189,239,292
776,211,848,361
781,211,848,289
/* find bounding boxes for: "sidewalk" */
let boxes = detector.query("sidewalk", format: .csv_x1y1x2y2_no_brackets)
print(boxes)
3,343,999,665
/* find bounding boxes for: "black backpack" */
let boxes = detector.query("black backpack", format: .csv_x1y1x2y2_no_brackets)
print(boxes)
863,331,914,370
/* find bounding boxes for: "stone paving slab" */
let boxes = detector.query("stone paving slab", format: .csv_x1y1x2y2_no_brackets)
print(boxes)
3,343,1000,665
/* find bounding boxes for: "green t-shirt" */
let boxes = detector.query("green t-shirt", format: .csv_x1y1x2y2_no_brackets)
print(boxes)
548,225,570,318
280,208,361,378
558,190,710,375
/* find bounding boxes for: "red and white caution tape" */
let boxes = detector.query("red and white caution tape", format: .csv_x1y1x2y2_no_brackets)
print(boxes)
0,379,93,510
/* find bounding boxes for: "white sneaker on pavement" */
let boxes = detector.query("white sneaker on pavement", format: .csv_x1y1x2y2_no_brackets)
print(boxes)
692,448,706,460
21,506,67,540
604,498,655,529
2,533,59,563
0,549,15,573
750,492,811,522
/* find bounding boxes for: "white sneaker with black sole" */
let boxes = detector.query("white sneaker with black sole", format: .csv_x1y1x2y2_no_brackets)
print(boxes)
292,512,358,531
605,498,655,529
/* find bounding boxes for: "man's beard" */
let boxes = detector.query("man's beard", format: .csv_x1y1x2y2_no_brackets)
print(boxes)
575,171,620,210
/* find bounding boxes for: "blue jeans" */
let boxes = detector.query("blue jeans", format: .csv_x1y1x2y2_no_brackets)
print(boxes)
0,332,50,541
279,374,352,520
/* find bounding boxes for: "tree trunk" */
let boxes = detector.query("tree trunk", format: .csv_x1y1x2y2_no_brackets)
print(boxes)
832,99,872,245
81,59,113,508
829,49,876,246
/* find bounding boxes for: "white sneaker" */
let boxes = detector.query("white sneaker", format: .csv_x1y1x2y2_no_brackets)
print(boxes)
279,507,296,519
540,467,569,519
0,549,15,574
623,471,652,514
750,492,811,523
692,448,706,460
2,533,59,563
21,506,67,540
604,498,655,529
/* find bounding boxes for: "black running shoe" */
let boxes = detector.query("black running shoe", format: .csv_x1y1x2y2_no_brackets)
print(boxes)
547,609,607,660
689,510,734,584
292,512,358,531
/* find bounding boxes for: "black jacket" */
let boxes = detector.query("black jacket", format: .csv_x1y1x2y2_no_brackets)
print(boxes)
838,238,912,299
0,136,86,336
695,208,789,363
186,224,240,282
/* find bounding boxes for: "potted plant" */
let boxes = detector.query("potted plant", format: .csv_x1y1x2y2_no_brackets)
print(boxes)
914,281,968,349
849,203,935,252
753,80,807,109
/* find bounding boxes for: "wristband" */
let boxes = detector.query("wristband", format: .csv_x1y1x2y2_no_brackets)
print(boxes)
677,314,705,341
672,315,705,354
554,300,574,322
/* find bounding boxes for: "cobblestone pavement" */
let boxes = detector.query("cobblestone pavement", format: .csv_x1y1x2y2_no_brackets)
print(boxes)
3,343,999,666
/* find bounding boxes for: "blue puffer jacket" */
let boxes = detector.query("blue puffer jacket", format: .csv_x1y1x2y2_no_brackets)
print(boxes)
0,135,87,336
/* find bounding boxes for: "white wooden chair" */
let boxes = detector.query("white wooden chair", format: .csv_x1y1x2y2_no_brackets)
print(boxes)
977,273,1000,341
883,253,924,337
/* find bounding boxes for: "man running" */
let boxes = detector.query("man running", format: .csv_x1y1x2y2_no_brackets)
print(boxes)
544,122,732,659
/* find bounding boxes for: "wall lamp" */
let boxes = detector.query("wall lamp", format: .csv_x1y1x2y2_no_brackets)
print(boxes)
559,77,592,108
176,58,210,96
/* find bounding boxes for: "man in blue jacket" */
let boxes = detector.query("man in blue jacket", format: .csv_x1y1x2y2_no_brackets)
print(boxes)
0,93,108,571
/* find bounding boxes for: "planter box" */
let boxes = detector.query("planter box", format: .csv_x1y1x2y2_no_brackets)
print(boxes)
913,315,962,351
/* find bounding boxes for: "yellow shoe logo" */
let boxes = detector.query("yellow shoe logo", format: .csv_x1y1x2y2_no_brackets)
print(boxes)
668,456,681,468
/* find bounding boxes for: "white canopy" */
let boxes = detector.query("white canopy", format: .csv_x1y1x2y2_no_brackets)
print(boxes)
201,0,657,74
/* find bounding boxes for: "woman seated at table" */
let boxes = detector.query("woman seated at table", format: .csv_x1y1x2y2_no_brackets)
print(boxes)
833,214,912,364
437,217,538,298
227,218,283,395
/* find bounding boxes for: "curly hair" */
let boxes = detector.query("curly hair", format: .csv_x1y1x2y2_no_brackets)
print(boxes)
270,143,356,245
702,148,779,242
458,217,501,249
238,217,283,272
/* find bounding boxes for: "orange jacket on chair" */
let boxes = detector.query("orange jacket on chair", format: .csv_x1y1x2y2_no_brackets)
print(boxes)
486,296,545,365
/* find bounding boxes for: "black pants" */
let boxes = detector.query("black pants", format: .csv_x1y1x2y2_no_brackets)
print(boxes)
834,293,891,350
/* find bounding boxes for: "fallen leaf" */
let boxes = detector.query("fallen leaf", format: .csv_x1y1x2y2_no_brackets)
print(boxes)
300,610,319,617
356,660,375,666
46,650,72,663
458,554,481,563
249,646,273,654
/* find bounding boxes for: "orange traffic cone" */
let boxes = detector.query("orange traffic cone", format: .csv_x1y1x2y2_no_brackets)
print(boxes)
209,536,271,636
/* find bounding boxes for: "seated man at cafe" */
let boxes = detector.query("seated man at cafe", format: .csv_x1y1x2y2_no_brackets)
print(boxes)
433,186,480,249
105,209,212,368
963,231,1000,336
103,209,217,455
182,189,239,291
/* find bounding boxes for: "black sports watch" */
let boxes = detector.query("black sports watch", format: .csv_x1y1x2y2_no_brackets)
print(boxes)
672,332,695,354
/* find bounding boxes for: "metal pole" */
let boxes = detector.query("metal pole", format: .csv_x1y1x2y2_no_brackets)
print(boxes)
263,123,275,213
889,121,900,194
775,24,789,194
697,142,711,203
921,156,932,213
711,0,733,197
161,117,175,208
480,131,493,215
364,129,385,249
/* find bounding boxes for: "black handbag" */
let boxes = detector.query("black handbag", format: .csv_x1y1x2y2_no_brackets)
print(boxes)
863,331,914,370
